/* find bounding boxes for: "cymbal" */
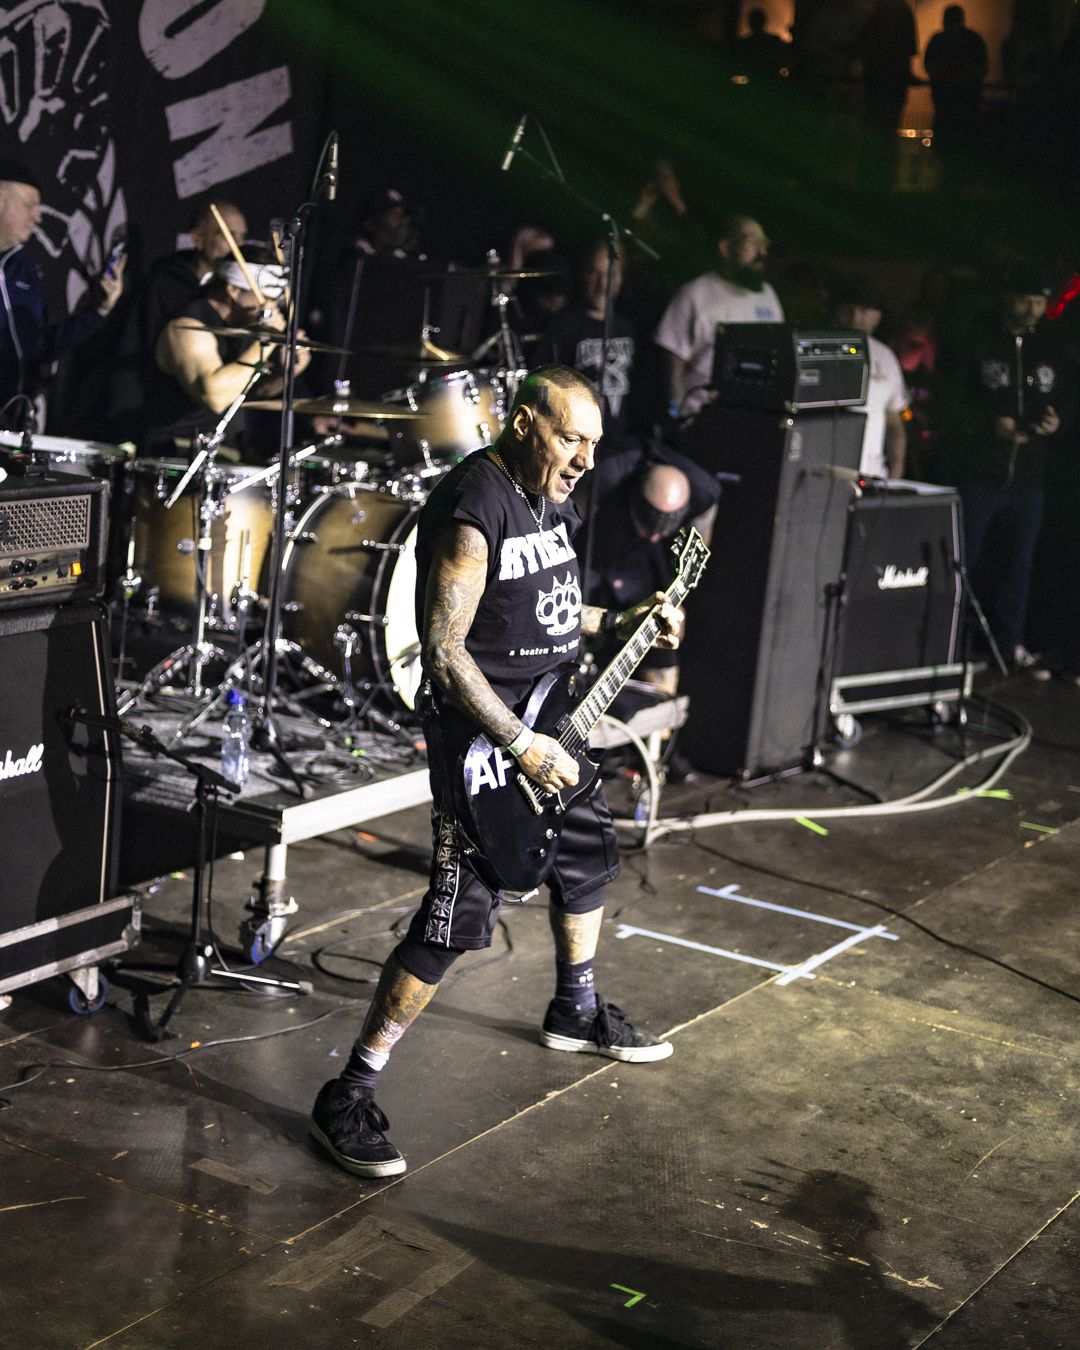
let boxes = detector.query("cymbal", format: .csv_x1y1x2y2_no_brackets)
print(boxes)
175,323,352,354
422,267,563,280
246,395,430,419
351,340,468,364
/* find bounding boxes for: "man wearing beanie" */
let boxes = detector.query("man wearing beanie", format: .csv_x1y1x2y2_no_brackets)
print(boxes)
0,159,124,423
936,265,1078,668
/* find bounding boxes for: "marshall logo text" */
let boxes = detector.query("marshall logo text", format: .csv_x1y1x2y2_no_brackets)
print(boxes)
0,744,45,780
877,565,929,591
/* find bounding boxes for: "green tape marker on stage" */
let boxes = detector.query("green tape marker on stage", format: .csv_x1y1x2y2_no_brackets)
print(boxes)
1020,821,1059,834
794,817,829,836
955,787,1014,800
611,1284,646,1308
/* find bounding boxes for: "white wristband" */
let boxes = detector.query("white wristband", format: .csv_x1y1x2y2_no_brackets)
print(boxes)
504,725,534,758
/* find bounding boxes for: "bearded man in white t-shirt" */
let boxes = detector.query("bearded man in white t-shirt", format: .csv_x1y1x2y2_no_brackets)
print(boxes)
654,214,784,415
831,278,910,479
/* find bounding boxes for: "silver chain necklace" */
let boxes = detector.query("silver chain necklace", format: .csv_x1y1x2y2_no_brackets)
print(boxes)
489,449,545,529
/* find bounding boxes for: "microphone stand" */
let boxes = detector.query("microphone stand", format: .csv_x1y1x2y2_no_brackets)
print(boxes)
507,127,659,599
250,131,337,790
67,707,310,1042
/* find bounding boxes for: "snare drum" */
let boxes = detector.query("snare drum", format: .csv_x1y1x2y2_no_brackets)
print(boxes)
383,370,501,462
281,486,422,709
131,459,274,624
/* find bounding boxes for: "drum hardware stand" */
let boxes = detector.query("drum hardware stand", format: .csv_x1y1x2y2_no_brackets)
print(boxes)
113,535,143,687
329,623,417,747
117,373,266,715
65,707,310,1041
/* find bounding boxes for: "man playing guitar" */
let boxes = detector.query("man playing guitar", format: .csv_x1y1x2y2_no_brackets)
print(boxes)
309,365,683,1178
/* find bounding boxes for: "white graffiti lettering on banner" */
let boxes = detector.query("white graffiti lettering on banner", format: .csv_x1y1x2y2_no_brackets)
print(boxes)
0,1,127,310
139,0,293,198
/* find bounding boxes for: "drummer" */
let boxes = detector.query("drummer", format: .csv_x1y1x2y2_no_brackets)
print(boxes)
144,255,308,461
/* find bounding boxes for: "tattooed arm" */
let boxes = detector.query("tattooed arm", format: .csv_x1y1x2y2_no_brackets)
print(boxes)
423,522,579,789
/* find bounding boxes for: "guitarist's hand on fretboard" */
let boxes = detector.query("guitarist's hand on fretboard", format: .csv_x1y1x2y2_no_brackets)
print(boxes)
613,591,685,650
517,731,580,794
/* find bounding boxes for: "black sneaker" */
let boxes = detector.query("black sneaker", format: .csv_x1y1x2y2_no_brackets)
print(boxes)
309,1080,406,1178
540,994,674,1063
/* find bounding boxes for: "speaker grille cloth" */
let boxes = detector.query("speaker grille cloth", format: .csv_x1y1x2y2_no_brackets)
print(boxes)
0,494,91,554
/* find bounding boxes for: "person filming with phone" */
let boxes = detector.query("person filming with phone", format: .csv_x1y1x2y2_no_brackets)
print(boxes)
0,159,125,428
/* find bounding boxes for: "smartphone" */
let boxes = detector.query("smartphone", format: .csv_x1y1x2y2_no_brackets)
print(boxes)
104,229,127,279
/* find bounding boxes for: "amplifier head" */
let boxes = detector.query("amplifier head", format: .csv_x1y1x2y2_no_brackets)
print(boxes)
0,473,108,607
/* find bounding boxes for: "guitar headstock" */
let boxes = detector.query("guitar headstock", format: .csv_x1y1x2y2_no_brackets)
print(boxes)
670,526,710,594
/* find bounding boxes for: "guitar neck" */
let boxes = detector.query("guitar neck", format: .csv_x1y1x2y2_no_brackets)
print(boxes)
571,574,690,740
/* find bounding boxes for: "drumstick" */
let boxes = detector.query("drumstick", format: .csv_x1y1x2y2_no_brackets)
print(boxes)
210,202,266,308
269,227,292,311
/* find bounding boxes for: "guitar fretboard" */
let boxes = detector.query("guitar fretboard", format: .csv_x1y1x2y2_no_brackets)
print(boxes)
567,573,691,744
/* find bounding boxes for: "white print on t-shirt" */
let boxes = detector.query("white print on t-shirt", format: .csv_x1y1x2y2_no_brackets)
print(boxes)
1034,364,1056,394
980,359,1010,391
499,520,576,580
535,571,581,637
576,336,634,416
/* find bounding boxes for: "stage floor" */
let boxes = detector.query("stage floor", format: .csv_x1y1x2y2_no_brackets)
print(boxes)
2,670,1079,1348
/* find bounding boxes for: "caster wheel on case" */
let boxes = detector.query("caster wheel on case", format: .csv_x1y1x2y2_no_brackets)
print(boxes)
69,974,110,1015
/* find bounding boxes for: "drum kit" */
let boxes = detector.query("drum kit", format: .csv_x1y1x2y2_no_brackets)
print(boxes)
6,274,540,735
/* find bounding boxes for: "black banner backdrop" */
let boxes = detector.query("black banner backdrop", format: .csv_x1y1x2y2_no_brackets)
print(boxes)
0,0,330,336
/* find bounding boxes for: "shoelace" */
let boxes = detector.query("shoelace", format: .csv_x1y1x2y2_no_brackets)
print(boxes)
341,1090,391,1136
591,996,632,1046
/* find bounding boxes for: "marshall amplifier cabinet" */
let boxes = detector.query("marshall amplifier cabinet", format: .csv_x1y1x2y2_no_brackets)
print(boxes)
712,324,869,412
0,602,127,997
831,484,969,719
678,404,864,777
0,472,108,608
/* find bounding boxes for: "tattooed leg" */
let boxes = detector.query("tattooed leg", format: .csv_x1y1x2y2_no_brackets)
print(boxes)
549,905,605,964
355,953,439,1058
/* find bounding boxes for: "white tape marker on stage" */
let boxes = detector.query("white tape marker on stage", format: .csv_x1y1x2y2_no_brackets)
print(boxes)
698,882,900,937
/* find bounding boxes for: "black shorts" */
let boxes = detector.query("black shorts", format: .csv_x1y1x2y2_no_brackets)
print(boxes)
405,741,620,951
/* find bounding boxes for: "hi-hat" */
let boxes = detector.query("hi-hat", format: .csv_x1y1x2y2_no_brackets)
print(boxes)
246,395,431,419
175,323,351,354
422,266,562,280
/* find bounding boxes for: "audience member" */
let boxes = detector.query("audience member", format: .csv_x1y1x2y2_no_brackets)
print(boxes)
735,8,793,81
0,159,124,428
855,0,917,187
654,214,784,416
831,276,909,477
923,6,988,164
935,266,1077,668
533,241,637,441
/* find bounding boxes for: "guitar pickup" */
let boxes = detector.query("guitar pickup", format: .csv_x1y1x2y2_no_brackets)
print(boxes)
516,773,545,815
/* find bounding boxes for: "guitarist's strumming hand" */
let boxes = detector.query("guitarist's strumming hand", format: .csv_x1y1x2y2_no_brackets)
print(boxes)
517,732,580,793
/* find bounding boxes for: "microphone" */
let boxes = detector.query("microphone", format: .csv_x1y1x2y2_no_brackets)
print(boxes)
500,114,527,172
319,131,338,201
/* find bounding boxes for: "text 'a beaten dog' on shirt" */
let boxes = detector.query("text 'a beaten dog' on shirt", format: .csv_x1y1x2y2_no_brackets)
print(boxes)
414,455,584,706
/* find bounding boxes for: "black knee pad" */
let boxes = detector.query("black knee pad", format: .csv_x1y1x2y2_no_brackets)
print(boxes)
552,883,607,916
394,936,464,985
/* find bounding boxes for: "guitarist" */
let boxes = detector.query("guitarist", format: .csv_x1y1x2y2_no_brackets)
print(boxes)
309,365,684,1178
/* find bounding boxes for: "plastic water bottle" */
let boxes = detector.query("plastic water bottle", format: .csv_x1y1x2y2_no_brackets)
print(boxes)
221,691,251,790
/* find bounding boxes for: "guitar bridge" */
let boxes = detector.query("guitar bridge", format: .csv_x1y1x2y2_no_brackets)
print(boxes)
516,773,545,815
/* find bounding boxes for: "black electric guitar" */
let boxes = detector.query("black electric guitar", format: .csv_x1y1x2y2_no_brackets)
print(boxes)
449,528,710,893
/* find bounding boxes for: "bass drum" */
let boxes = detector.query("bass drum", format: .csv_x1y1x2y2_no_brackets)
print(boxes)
281,487,422,710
